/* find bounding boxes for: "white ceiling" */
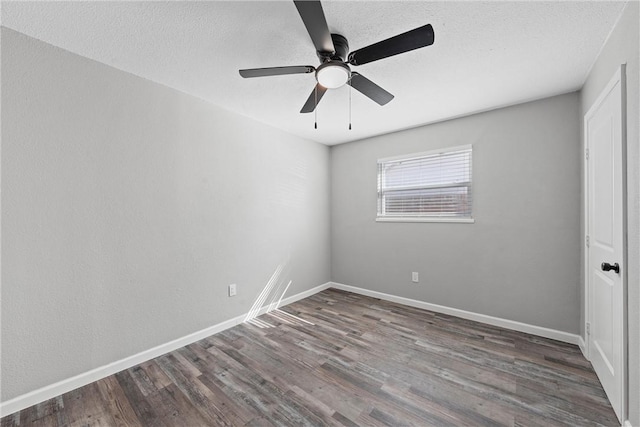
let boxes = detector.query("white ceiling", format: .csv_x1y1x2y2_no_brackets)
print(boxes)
1,1,627,145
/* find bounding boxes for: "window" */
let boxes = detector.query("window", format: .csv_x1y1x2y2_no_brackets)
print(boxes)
377,145,473,222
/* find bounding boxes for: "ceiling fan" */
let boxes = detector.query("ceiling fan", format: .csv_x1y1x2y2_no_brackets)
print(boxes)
239,1,435,114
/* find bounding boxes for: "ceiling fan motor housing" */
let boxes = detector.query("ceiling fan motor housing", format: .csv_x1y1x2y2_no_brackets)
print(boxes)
314,34,351,89
319,33,349,62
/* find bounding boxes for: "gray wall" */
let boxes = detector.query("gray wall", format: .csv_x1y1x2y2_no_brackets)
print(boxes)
1,28,331,401
579,2,640,424
331,93,581,333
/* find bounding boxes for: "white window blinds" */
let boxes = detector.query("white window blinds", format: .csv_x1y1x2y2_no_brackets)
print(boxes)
377,145,473,220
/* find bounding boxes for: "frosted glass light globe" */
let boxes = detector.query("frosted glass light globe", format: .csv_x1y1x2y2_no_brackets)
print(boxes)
316,62,350,89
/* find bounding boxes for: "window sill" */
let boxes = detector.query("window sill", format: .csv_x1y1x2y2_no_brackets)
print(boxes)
376,217,475,223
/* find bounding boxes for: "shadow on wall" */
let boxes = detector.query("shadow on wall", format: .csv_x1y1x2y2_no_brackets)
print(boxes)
243,259,314,329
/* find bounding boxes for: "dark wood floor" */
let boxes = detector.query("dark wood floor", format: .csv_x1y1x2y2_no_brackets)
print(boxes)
2,289,619,426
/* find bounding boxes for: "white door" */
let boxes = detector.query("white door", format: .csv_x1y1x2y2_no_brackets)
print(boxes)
585,66,626,423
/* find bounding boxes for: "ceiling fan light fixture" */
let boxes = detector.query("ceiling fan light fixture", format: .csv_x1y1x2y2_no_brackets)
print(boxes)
240,1,435,114
316,62,351,89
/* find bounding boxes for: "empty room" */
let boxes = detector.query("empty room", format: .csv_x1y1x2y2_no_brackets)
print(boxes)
1,1,639,426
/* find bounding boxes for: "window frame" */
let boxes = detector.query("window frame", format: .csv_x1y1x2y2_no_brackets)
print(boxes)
376,144,474,223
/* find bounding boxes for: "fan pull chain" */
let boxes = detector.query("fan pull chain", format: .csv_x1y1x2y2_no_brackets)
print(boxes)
348,83,352,130
314,85,318,129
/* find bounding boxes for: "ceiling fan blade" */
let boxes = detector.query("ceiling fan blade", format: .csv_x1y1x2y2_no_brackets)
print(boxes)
293,0,335,55
348,72,394,105
300,84,328,113
239,65,315,78
348,24,434,66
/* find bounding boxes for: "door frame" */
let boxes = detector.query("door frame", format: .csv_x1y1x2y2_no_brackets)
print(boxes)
583,64,627,422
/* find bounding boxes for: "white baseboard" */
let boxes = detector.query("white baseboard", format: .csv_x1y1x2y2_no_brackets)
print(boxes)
0,281,332,417
247,281,331,320
0,280,584,417
329,282,581,345
623,420,633,427
578,335,589,360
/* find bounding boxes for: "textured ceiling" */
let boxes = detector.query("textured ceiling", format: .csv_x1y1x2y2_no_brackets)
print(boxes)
1,1,628,145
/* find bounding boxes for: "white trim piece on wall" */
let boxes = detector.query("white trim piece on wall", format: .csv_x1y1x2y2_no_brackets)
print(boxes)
377,144,473,163
0,282,332,418
375,217,475,223
578,335,589,360
329,282,581,345
1,280,584,418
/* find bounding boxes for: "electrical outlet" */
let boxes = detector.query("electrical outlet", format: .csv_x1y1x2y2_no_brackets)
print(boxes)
228,284,237,297
412,272,419,283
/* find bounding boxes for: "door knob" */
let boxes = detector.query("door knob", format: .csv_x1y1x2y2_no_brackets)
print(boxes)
601,262,620,274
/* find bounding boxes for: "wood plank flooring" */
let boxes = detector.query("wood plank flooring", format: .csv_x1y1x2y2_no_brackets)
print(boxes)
1,289,619,426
